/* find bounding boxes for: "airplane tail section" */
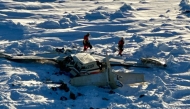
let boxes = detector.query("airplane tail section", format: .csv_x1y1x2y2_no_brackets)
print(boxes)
70,73,108,87
115,72,145,84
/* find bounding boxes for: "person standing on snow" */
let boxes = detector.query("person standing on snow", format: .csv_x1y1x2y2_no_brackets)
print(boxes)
83,33,92,51
118,37,124,56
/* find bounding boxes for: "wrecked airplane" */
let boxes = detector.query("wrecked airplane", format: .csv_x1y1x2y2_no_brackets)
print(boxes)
0,48,167,89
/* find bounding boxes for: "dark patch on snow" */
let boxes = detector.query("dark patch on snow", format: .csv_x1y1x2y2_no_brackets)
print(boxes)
139,94,145,98
60,96,67,101
59,83,70,92
70,91,76,100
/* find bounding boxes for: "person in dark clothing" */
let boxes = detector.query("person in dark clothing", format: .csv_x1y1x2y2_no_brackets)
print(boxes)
118,37,124,56
83,33,92,51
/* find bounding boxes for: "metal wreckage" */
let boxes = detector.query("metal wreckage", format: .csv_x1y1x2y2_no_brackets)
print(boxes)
0,47,167,89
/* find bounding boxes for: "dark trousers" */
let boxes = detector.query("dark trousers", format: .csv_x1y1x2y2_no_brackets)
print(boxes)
118,45,123,56
83,41,92,51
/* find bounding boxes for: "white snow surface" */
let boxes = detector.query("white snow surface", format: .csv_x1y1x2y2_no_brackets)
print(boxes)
0,0,190,109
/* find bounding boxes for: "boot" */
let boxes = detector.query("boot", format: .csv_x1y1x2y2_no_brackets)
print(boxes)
118,50,122,56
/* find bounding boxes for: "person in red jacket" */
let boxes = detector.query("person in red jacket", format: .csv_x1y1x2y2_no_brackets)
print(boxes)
83,33,92,51
118,37,124,56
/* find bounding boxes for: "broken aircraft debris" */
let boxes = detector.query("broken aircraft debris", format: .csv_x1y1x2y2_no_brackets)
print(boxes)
0,47,167,89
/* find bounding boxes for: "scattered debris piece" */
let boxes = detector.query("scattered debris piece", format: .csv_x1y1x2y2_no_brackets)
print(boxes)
139,94,145,98
102,97,109,101
59,83,70,92
60,96,67,101
70,91,76,100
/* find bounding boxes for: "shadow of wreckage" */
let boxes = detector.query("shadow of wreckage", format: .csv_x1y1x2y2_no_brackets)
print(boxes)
0,48,167,89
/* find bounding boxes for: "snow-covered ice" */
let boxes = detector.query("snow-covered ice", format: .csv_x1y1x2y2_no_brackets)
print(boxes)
0,0,190,108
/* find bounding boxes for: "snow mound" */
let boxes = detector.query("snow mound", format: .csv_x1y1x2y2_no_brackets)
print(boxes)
0,20,27,40
37,20,61,29
59,17,79,28
27,4,53,10
179,0,190,17
110,10,125,20
13,0,56,3
129,33,145,43
151,27,161,32
64,14,80,21
59,18,72,28
5,40,41,54
170,46,187,55
153,76,166,86
10,4,53,10
0,3,7,9
120,3,135,12
84,11,107,20
180,0,190,11
158,43,173,52
134,42,161,57
95,6,109,10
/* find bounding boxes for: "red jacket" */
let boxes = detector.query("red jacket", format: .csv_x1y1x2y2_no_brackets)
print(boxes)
83,35,90,45
84,35,89,41
118,39,124,46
